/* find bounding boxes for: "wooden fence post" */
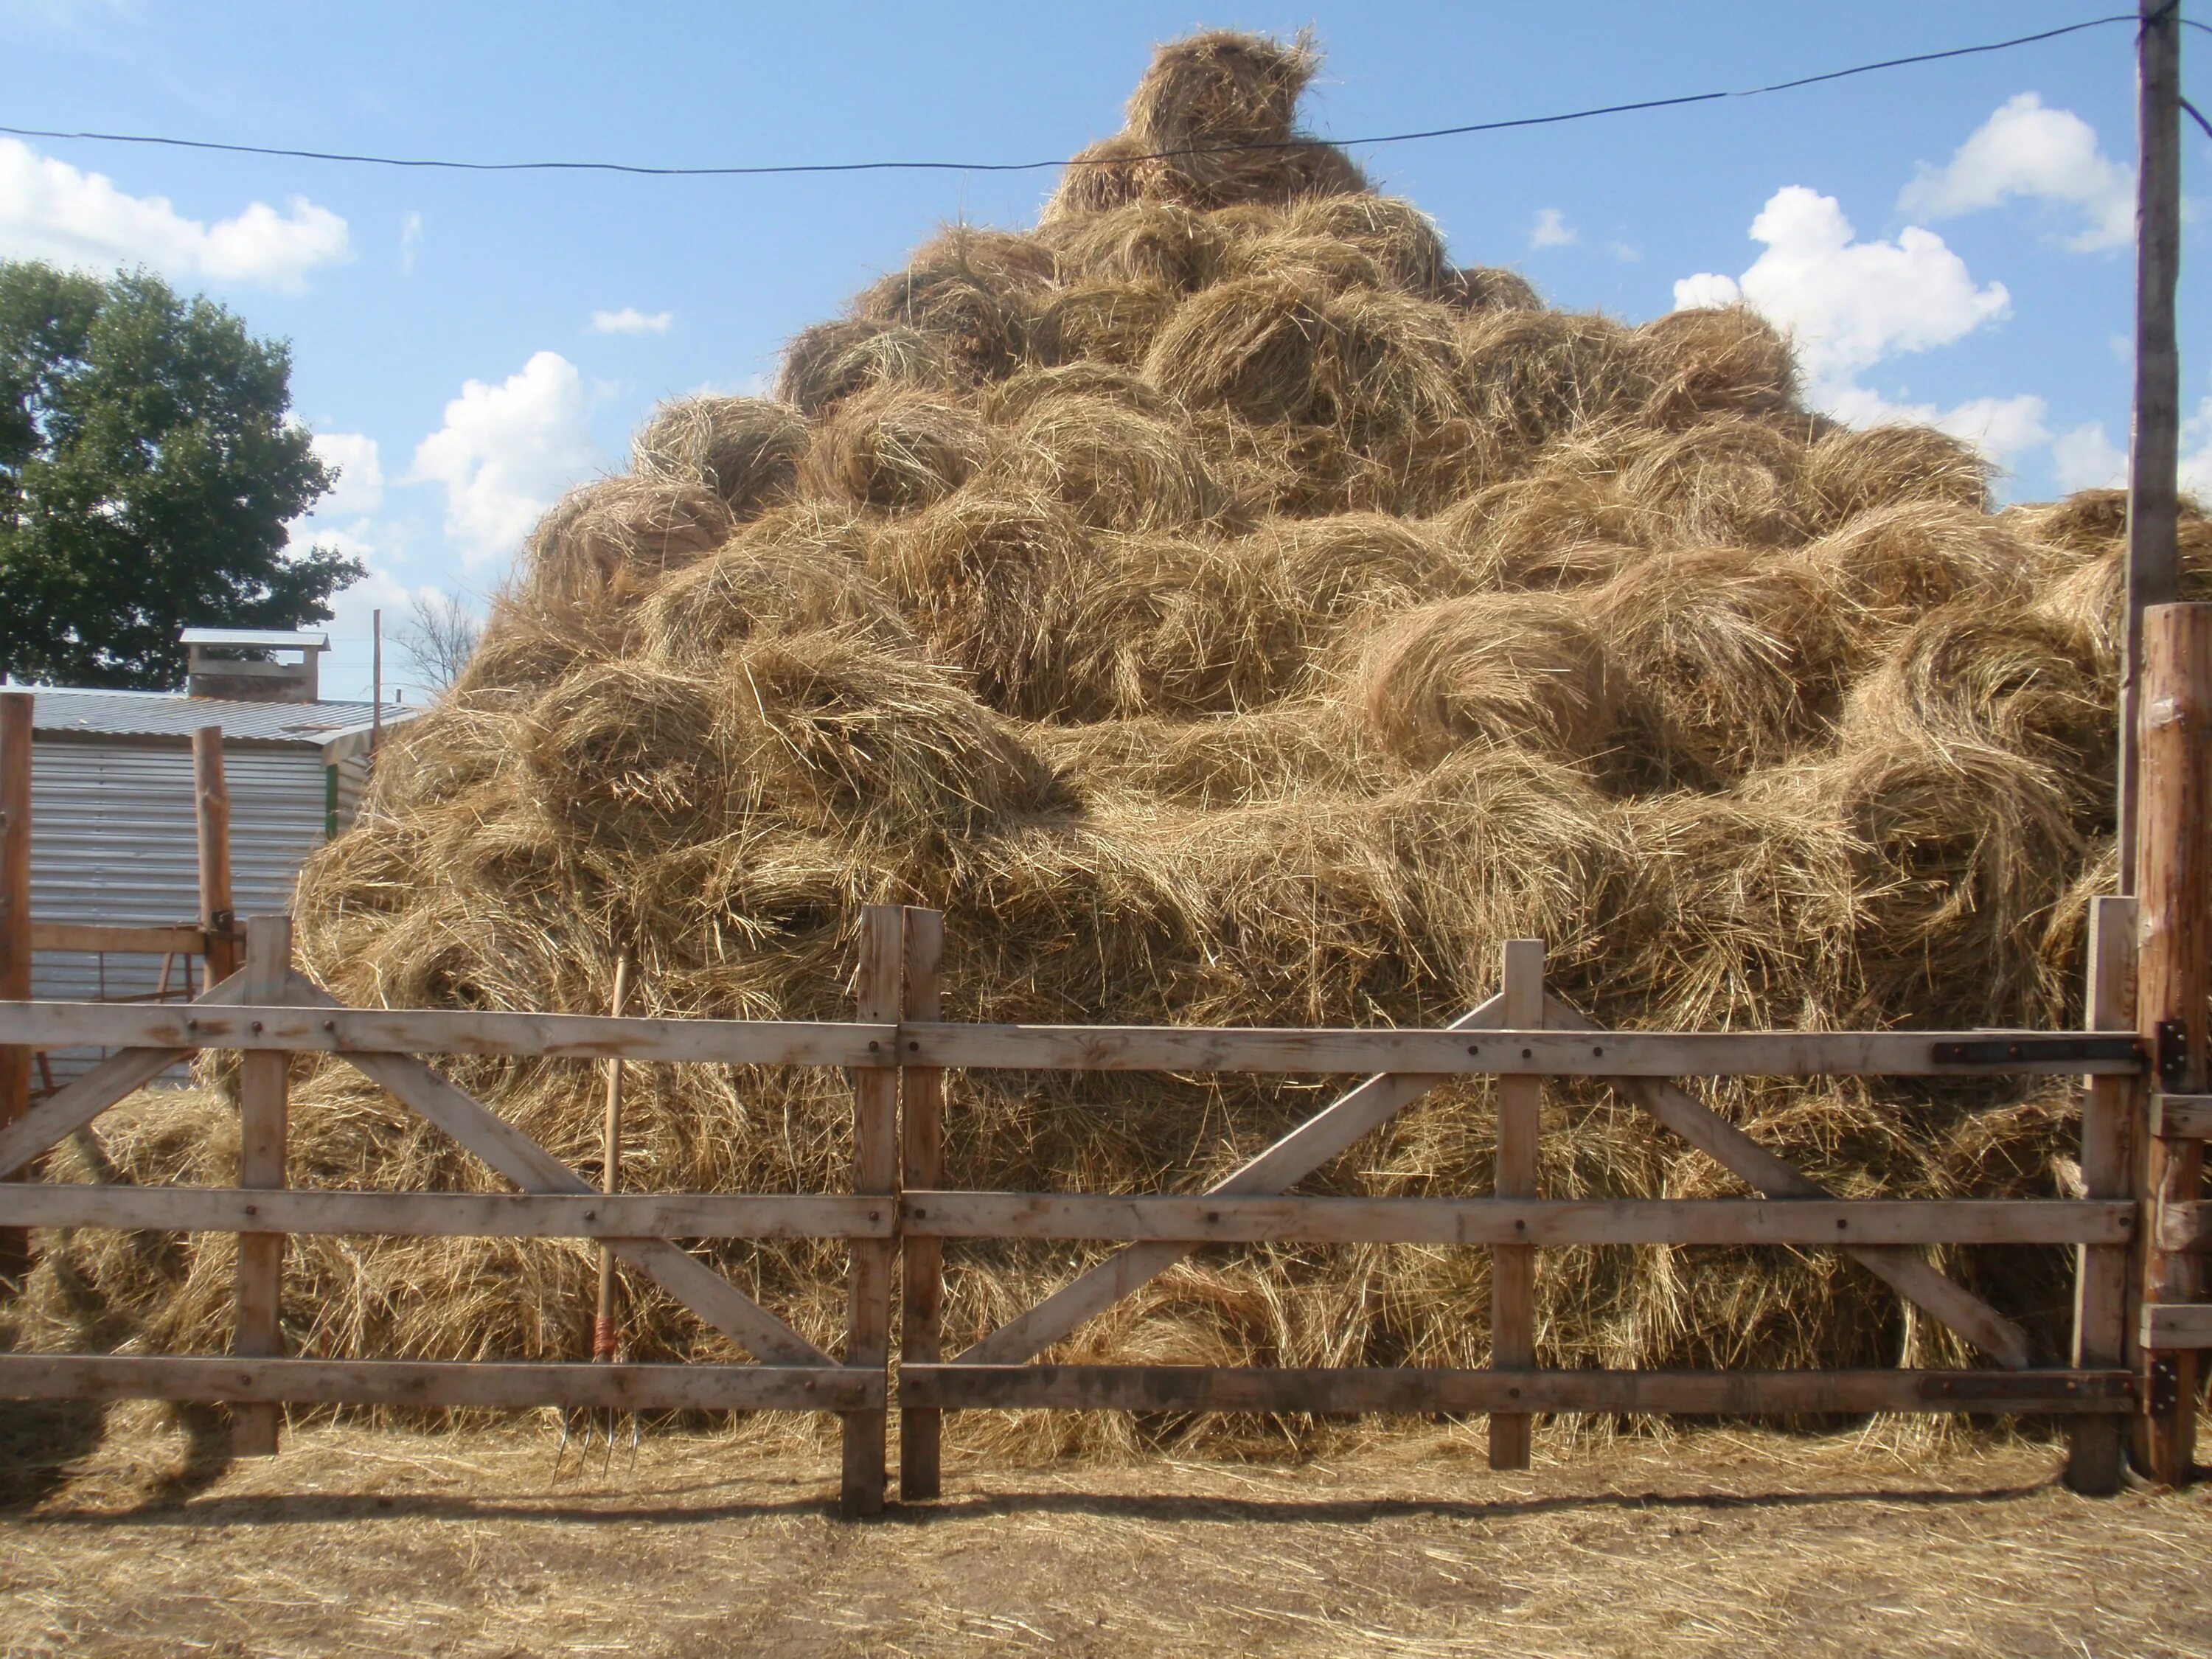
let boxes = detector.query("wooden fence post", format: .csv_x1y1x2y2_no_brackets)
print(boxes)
232,914,292,1456
899,905,946,1502
0,692,32,1287
1489,938,1544,1470
192,727,238,986
2133,603,2211,1486
841,904,902,1517
2069,894,2138,1493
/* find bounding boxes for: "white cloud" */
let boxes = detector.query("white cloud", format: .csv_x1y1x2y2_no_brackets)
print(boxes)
2051,422,2128,492
588,306,673,335
0,136,349,291
1821,387,2052,466
408,350,598,566
1674,187,2009,392
309,431,383,517
1899,92,2132,251
399,210,422,275
1528,209,1576,249
1610,241,1642,263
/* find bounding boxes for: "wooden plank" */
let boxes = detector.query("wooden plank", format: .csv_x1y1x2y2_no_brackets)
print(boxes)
299,978,833,1368
232,915,291,1457
1546,995,2037,1370
2149,1095,2212,1139
0,692,29,1283
0,1186,891,1239
2140,1304,2212,1349
0,1354,880,1411
0,974,250,1180
900,1365,2135,1416
956,992,1508,1368
192,726,238,985
1490,939,1543,1471
2155,1203,2211,1253
841,905,901,1519
899,905,945,1503
29,923,207,956
2070,895,2138,1494
2132,604,2212,1483
592,952,632,1363
899,1194,2135,1248
896,1023,2138,1077
0,1001,890,1067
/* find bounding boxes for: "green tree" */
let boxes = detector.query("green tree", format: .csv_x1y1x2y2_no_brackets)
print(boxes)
0,261,362,688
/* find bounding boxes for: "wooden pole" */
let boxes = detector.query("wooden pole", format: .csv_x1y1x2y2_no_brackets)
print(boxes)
2068,895,2138,1493
2117,0,2184,890
1489,938,1543,1471
593,952,633,1363
841,904,902,1517
232,914,292,1457
2132,603,2210,1485
192,727,237,985
898,906,945,1502
0,691,32,1287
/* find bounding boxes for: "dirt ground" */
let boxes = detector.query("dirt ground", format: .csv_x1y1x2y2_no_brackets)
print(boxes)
2,1405,2209,1658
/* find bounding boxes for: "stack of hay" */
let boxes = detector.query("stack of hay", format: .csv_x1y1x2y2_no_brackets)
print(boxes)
20,32,2211,1449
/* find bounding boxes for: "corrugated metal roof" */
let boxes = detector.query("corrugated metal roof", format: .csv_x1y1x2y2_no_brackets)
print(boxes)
19,686,415,745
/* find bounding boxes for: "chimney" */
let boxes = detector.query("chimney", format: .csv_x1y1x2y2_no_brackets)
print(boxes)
182,627,330,703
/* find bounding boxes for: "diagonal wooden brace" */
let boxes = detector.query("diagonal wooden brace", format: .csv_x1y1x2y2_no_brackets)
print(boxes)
1545,993,2032,1369
0,973,252,1183
959,992,1509,1366
293,974,834,1368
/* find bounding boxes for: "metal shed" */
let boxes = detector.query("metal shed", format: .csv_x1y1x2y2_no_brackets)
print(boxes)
22,685,413,1082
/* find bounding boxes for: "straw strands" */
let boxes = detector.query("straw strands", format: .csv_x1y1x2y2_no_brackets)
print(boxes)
9,27,2183,1458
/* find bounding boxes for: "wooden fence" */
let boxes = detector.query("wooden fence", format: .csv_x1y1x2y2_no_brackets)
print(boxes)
0,897,2196,1514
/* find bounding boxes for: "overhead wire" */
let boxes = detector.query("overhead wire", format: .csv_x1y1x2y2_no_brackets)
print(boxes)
0,12,2164,182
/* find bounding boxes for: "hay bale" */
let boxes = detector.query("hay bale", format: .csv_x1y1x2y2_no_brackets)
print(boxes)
1025,279,1179,367
987,392,1228,531
776,319,955,415
1283,195,1453,299
1458,308,1652,452
1633,306,1801,425
631,396,807,518
517,477,734,606
634,505,911,667
979,362,1174,424
1797,501,2037,638
1804,423,1990,526
1444,265,1543,313
798,386,990,512
1146,275,1333,422
1349,593,1616,768
1044,200,1226,291
851,236,1039,383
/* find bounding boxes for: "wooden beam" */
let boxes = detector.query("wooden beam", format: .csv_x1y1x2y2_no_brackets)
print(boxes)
900,1365,2135,1416
0,1186,890,1239
2149,1095,2212,1138
898,905,945,1503
2133,603,2211,1483
29,923,207,956
2154,1202,2211,1253
898,1194,2133,1248
1490,939,1542,1471
0,691,29,1285
293,978,834,1368
192,726,238,985
1547,995,2036,1370
2140,1304,2212,1350
232,914,291,1457
2071,896,2140,1495
841,904,900,1520
0,1354,881,1412
0,973,250,1179
895,1023,2135,1077
955,992,1508,1368
0,1001,891,1067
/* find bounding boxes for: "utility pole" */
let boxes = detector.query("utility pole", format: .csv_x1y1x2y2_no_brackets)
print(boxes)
2118,0,2183,890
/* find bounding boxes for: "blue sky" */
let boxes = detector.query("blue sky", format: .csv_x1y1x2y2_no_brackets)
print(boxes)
1,0,2203,699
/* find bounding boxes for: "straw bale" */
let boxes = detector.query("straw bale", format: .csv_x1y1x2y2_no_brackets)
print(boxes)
1429,471,1658,585
1607,416,1813,547
1798,501,2037,639
1458,307,1653,452
1024,279,1179,367
1126,29,1318,152
979,362,1173,424
1146,275,1333,422
1039,134,1153,227
1805,422,1990,526
635,506,909,668
516,476,733,606
1349,593,1617,768
631,396,808,519
776,318,955,415
798,385,990,512
1033,703,1384,808
987,392,1228,531
852,243,1037,383
1219,231,1388,296
1283,194,1453,298
1044,201,1225,291
1633,306,1800,425
2025,495,2212,670
1444,265,1543,313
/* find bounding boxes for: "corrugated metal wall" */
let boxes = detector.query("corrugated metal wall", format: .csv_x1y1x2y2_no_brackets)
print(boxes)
29,740,330,1084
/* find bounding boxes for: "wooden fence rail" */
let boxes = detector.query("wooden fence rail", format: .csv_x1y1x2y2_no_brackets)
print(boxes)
0,899,2202,1514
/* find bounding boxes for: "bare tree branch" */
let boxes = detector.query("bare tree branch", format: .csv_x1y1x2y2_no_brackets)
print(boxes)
393,591,481,692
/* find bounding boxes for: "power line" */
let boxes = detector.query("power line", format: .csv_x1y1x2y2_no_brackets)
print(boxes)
0,13,2156,181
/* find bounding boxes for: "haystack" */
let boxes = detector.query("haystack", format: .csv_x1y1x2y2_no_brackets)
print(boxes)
16,29,2196,1455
